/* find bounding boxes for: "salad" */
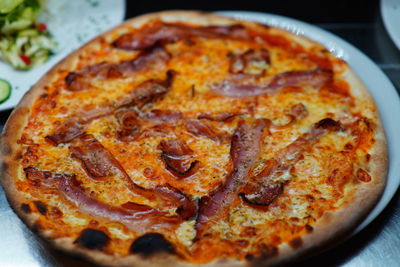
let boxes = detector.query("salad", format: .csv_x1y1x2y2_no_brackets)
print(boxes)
0,0,56,70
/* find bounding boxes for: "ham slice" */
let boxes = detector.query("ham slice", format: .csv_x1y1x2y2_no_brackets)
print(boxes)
195,119,269,238
65,46,170,91
240,118,342,209
113,21,250,50
46,72,174,145
211,69,332,97
197,112,237,122
117,72,174,108
239,180,283,207
45,119,87,145
70,134,128,179
69,134,197,219
195,118,341,236
24,167,181,232
271,103,308,130
159,139,199,179
153,184,197,220
144,109,183,123
229,49,270,76
185,119,229,143
115,110,141,142
115,109,182,142
116,111,232,143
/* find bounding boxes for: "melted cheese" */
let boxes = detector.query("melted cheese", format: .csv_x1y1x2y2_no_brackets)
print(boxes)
16,17,378,264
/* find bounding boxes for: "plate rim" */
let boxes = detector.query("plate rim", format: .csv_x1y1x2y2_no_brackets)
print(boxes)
218,10,400,235
381,0,400,51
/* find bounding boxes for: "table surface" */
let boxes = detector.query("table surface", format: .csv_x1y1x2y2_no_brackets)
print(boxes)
1,1,400,266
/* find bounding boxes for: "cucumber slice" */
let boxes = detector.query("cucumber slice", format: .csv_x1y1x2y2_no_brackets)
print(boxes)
1,18,32,34
0,79,11,103
18,28,40,37
31,48,49,66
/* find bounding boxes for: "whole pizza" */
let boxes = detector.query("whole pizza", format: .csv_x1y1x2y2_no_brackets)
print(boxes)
0,11,387,266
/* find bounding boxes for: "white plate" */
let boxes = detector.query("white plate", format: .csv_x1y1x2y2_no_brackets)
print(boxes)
381,0,400,50
218,11,400,234
0,0,125,111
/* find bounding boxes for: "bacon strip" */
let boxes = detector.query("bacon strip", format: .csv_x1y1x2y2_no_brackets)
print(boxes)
211,69,332,97
115,110,141,142
115,109,182,142
113,21,250,50
185,119,229,143
65,46,170,91
290,103,308,119
153,184,197,220
117,111,233,143
275,118,341,169
240,118,342,208
24,167,181,232
229,49,270,76
69,134,197,219
197,112,237,122
195,119,269,239
117,71,174,108
159,139,199,179
239,160,283,208
70,134,128,179
271,103,308,130
46,72,174,145
144,109,183,123
240,182,283,207
45,120,85,145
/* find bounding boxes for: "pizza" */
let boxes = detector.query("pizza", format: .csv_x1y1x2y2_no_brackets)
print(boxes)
0,11,387,266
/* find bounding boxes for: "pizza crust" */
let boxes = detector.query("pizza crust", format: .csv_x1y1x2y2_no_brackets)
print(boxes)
0,10,387,267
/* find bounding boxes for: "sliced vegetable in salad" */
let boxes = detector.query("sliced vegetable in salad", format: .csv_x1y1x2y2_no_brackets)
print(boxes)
0,79,11,103
0,0,56,70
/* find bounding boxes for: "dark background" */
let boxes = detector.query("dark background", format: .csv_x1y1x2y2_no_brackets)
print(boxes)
125,0,379,23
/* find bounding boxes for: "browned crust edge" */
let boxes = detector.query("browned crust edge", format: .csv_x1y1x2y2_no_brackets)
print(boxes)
0,10,388,267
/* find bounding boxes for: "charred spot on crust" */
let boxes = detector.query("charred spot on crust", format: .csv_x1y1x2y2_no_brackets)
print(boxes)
315,118,342,131
130,233,174,256
1,162,9,172
75,228,110,250
260,244,279,258
251,244,279,263
289,237,303,249
305,224,314,233
65,72,77,86
34,201,47,215
245,253,255,261
40,93,48,99
21,204,31,213
32,223,41,234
